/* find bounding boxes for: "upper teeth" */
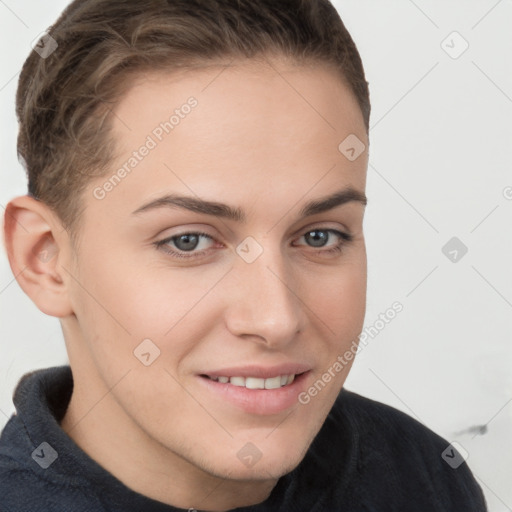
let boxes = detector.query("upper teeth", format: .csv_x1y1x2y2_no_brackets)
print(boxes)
209,374,295,389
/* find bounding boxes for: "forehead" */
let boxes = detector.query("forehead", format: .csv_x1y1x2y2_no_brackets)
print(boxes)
113,58,365,146
88,58,367,220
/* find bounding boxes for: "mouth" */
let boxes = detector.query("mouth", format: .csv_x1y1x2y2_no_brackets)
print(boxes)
200,373,300,390
197,370,311,415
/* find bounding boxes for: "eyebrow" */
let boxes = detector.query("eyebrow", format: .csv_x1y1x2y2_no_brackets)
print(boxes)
131,187,367,222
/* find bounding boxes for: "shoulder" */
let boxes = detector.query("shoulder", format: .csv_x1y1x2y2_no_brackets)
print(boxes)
333,388,488,511
0,445,99,512
0,368,102,512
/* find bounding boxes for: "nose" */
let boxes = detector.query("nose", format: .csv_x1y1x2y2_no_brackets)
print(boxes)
223,242,305,349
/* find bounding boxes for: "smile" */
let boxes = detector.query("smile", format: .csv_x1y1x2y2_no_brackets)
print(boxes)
198,370,310,415
203,374,296,389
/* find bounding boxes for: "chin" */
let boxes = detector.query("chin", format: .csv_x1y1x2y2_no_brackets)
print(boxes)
211,452,304,482
180,435,309,482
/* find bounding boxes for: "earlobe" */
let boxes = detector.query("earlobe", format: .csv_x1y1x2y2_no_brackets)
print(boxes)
3,195,73,317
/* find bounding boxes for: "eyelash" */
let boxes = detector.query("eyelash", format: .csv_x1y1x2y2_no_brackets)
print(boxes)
154,228,353,260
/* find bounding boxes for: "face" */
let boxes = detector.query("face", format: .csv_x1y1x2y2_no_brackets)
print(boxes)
61,58,368,485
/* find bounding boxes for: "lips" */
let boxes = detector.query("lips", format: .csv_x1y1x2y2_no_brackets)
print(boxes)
197,363,312,414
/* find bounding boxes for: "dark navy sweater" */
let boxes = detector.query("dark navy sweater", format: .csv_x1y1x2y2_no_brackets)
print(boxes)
0,366,487,511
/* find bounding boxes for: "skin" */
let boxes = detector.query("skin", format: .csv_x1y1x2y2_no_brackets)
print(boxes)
4,57,368,511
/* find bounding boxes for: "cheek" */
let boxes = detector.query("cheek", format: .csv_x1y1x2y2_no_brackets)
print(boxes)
306,258,367,339
69,246,228,358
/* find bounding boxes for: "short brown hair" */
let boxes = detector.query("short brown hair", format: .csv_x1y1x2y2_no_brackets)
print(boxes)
16,0,370,238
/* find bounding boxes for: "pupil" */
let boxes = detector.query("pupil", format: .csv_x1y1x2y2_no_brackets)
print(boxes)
306,230,327,247
175,234,199,251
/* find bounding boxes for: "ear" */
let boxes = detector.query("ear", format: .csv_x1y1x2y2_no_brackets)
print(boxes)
3,195,74,317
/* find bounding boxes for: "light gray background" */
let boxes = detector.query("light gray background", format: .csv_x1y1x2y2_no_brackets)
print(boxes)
1,1,511,509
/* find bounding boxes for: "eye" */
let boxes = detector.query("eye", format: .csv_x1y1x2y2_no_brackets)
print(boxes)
155,231,216,259
294,228,353,255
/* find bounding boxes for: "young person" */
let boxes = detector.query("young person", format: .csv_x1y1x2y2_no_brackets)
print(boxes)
0,0,487,510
